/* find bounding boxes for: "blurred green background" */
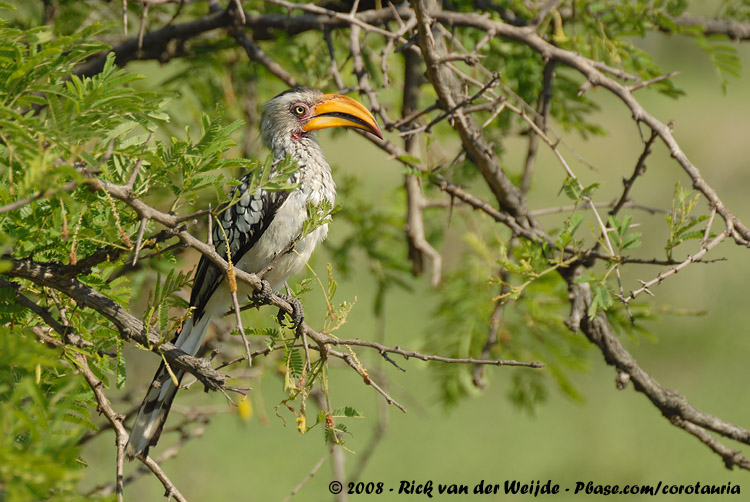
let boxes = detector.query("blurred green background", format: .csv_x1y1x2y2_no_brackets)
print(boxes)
70,26,750,501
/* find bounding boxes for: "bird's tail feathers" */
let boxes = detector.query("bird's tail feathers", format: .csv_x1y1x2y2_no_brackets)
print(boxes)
125,361,184,459
125,315,211,459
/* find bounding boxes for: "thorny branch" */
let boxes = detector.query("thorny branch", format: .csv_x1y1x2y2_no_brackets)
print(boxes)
432,8,750,245
407,0,750,473
610,129,659,217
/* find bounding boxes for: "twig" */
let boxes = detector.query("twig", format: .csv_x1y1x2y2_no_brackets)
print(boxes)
350,24,396,129
9,255,230,392
472,283,508,388
414,3,530,221
392,102,439,131
398,74,501,137
508,101,629,314
0,180,78,215
672,418,750,470
610,129,658,216
324,28,346,92
137,1,149,51
325,347,407,413
701,207,717,247
323,337,544,368
231,287,253,369
669,14,750,41
522,59,555,194
140,455,189,501
231,0,246,25
619,230,729,303
565,261,750,471
75,4,411,78
229,26,298,87
268,0,400,40
532,0,562,28
282,452,331,502
0,279,82,347
126,149,149,189
402,48,441,286
628,71,679,92
87,420,207,496
532,200,665,217
404,167,442,286
132,217,149,266
430,8,750,244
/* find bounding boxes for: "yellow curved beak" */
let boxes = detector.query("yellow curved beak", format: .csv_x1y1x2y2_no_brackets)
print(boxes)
302,94,383,139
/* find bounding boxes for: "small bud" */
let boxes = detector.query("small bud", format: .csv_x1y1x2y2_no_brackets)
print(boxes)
227,268,238,293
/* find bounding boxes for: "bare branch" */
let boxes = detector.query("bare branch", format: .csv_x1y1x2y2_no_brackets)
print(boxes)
282,452,331,502
415,1,531,223
229,26,299,87
565,263,750,471
267,0,401,39
430,9,750,245
322,336,544,369
619,230,729,303
75,5,410,78
350,24,396,129
325,347,406,413
628,71,680,92
402,48,441,286
610,130,658,217
670,14,750,41
74,353,188,502
522,59,555,194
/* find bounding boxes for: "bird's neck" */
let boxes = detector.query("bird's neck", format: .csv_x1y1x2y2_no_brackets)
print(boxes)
270,135,324,165
270,135,336,203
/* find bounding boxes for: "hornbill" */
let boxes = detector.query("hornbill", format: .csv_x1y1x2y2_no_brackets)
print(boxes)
126,87,382,459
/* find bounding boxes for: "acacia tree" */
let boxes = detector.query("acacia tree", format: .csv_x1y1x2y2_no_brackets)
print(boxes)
2,0,750,500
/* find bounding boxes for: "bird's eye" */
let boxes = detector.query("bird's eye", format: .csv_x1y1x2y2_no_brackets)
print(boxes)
293,105,307,116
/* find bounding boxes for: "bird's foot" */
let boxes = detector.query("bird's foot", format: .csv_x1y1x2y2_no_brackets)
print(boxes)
276,292,304,330
247,280,304,329
248,279,275,307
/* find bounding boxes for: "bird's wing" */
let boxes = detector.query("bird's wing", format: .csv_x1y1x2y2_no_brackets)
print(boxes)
190,172,293,319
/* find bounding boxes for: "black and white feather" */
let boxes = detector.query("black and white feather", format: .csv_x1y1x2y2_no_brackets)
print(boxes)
190,173,293,320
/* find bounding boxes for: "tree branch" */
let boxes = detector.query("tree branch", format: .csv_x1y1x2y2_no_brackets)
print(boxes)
564,263,750,470
414,0,531,223
74,4,409,78
430,9,750,245
6,257,230,392
74,343,189,501
671,14,750,41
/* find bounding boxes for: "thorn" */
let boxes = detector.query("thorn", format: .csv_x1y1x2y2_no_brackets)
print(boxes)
616,371,630,390
132,217,148,266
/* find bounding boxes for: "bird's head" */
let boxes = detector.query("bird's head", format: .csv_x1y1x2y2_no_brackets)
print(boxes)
261,87,383,150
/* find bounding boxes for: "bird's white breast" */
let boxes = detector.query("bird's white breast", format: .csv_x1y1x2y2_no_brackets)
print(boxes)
236,191,328,292
204,137,336,317
237,153,336,296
